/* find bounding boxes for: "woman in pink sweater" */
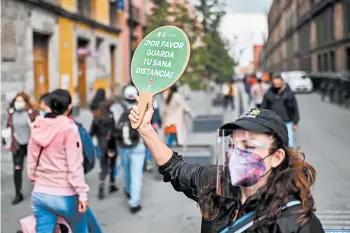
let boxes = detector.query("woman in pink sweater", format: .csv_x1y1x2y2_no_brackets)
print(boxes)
27,89,89,233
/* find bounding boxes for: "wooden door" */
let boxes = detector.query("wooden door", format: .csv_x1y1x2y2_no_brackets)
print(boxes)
110,46,116,96
33,34,49,101
78,56,87,107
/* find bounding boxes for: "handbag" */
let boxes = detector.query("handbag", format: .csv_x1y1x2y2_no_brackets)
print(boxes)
20,147,72,233
164,124,177,134
1,127,12,147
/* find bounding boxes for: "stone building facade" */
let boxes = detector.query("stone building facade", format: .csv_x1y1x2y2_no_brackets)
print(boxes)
260,0,350,74
1,0,124,123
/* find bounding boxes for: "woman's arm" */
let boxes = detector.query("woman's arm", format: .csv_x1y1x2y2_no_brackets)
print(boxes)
27,136,41,182
139,125,173,166
130,96,216,201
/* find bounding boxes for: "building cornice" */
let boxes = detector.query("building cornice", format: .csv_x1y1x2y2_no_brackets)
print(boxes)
21,0,122,34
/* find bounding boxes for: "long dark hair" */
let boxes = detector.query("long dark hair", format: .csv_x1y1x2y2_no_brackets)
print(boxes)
48,89,72,117
90,88,106,111
198,135,316,227
165,85,178,105
97,99,114,120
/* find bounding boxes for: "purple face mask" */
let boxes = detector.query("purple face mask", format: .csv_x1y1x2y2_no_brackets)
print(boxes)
228,148,269,187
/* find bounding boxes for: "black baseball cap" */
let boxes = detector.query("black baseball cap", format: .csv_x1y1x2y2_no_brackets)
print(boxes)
219,108,289,146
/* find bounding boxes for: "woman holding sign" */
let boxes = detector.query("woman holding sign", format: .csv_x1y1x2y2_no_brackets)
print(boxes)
128,98,324,233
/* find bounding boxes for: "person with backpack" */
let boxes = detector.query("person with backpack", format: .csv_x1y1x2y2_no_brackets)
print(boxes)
261,74,300,148
129,99,325,233
112,85,145,214
90,99,118,200
27,89,89,233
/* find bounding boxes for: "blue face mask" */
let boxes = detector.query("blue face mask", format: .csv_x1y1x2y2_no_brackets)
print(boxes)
40,110,46,117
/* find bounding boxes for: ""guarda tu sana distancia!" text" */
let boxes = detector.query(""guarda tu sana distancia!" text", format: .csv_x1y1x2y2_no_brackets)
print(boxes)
135,39,185,79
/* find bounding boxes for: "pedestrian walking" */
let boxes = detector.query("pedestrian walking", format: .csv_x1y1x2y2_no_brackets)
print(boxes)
162,85,193,146
261,74,299,148
90,88,106,119
2,92,38,205
221,81,236,111
30,92,102,232
129,100,325,233
250,78,270,108
27,89,89,233
90,99,118,200
112,85,146,214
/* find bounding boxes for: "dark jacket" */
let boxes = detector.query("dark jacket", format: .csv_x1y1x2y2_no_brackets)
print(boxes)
89,111,116,155
261,85,300,124
158,152,325,233
2,108,38,152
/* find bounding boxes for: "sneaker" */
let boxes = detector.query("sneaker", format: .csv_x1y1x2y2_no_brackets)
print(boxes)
130,205,142,214
109,184,119,193
98,185,104,200
12,193,24,205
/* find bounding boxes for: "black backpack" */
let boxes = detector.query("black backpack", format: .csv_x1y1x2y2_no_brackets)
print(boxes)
115,103,140,148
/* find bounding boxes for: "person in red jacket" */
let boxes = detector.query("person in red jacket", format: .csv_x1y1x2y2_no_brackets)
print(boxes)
2,92,38,204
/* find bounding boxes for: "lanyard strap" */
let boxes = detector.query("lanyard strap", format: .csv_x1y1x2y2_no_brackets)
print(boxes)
220,200,301,233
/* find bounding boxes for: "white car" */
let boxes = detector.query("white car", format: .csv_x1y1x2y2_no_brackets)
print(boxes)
281,71,313,93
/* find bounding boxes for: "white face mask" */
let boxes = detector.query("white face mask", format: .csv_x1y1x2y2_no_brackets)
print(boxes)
14,101,25,111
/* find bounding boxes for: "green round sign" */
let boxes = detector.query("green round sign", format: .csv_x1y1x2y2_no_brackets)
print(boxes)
131,26,191,94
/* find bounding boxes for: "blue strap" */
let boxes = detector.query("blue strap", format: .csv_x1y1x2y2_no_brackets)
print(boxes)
220,200,301,233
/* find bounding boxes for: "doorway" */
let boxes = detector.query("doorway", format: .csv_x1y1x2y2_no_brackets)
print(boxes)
33,32,50,101
77,38,89,107
110,45,116,96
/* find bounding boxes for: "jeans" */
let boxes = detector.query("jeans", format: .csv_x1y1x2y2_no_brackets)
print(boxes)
32,192,88,233
285,122,294,148
223,96,235,110
99,152,117,183
145,149,152,163
86,208,102,233
166,134,177,146
118,143,146,207
13,144,27,195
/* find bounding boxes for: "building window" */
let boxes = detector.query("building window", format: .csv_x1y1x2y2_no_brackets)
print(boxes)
344,1,350,37
330,51,336,72
109,1,118,27
316,7,334,46
287,37,294,57
318,54,323,72
300,56,312,71
346,47,350,71
299,23,310,52
77,0,91,18
323,53,328,71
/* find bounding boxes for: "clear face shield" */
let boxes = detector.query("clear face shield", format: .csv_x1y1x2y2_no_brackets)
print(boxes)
216,129,272,198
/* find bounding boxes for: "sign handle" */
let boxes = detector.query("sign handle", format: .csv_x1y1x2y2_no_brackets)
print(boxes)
131,91,153,129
